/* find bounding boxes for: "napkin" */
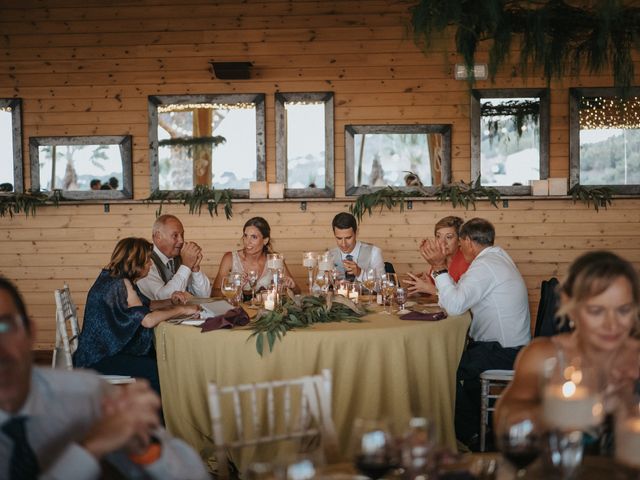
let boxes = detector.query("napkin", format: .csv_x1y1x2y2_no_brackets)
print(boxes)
399,310,448,321
201,307,250,332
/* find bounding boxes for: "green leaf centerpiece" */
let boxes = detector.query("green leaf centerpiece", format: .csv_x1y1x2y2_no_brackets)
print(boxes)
249,292,366,356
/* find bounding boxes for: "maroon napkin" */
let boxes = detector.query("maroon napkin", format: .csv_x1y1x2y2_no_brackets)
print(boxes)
201,307,250,332
400,310,448,321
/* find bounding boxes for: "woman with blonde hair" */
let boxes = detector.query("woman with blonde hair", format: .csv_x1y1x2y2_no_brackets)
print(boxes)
496,250,640,445
213,216,299,295
404,215,470,295
74,237,200,394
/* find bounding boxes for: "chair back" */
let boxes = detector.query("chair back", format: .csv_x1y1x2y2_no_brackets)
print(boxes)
384,262,396,274
208,369,338,478
52,284,80,370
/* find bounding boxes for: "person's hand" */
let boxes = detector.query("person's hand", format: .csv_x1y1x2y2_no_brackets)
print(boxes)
404,272,437,296
282,276,296,289
343,259,361,278
420,239,447,270
81,380,161,459
180,242,201,270
180,304,201,318
192,252,203,273
170,291,192,305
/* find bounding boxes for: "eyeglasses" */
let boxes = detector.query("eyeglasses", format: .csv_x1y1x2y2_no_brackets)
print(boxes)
0,314,26,334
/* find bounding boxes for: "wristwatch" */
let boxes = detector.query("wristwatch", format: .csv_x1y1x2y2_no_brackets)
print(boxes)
431,268,448,280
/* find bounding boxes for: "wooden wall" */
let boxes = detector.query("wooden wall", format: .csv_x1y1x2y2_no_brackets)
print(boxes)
0,0,639,349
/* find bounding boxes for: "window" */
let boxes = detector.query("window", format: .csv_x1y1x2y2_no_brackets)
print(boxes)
0,98,23,193
345,124,451,196
471,89,550,195
29,135,133,199
149,94,266,197
570,87,640,194
275,92,334,198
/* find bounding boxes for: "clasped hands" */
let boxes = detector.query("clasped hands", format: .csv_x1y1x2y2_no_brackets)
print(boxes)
179,241,203,272
403,238,447,296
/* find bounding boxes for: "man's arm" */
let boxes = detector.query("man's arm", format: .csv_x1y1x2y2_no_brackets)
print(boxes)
435,261,493,315
188,270,211,298
137,264,191,301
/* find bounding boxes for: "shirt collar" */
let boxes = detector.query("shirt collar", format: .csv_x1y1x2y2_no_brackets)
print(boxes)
153,245,171,264
340,241,361,260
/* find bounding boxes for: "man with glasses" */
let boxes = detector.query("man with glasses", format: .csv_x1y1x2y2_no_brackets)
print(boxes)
0,277,208,479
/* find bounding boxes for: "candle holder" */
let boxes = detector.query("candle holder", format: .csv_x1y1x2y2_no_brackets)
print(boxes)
615,395,640,476
266,253,284,300
348,282,361,304
317,251,333,273
302,252,318,295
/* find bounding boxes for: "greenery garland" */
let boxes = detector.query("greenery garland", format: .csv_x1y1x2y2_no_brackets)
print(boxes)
568,184,613,212
145,184,233,219
157,136,226,148
349,177,501,221
0,190,62,218
249,293,365,356
410,0,640,91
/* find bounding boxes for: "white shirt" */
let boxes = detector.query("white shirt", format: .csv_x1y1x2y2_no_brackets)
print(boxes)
435,246,531,348
137,246,211,300
329,241,385,281
0,367,208,480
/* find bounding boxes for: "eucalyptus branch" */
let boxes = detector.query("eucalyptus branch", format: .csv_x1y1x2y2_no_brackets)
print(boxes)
0,191,52,218
144,185,234,219
568,185,613,212
435,177,501,210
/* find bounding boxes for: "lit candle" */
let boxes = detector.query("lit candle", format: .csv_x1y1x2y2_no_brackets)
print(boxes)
616,418,640,468
318,260,331,272
542,381,603,430
267,257,284,270
337,286,348,297
349,290,359,303
264,291,275,311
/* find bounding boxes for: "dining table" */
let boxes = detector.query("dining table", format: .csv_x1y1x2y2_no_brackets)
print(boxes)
155,301,472,467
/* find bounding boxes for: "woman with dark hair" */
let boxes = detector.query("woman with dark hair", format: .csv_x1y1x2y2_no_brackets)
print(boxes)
74,237,200,394
213,216,300,295
404,215,470,295
496,250,640,444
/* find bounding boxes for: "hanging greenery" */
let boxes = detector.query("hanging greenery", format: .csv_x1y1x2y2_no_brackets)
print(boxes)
145,184,234,219
0,190,63,218
568,184,613,211
249,293,365,356
410,0,640,91
482,99,540,139
157,135,226,148
349,177,501,221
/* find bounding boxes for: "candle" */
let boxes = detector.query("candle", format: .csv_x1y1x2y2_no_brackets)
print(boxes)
267,258,284,270
349,291,359,303
318,261,331,272
337,287,348,297
542,382,603,430
616,418,640,468
264,291,275,311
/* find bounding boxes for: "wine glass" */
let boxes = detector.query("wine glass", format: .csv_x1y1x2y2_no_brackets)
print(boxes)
221,274,239,306
496,413,540,478
395,287,408,314
314,270,329,294
247,270,259,306
362,268,377,305
351,419,397,480
381,273,398,314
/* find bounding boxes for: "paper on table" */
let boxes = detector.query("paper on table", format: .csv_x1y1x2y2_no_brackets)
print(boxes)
200,300,235,318
180,319,205,327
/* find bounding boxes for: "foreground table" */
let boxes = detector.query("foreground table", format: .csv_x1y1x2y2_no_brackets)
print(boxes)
155,308,471,465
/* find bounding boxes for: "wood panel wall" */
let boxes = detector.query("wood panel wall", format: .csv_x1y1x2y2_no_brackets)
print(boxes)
0,0,639,349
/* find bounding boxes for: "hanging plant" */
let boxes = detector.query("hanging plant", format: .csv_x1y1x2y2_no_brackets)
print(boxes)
435,177,501,210
568,184,613,212
249,293,365,356
349,186,423,222
482,99,540,140
0,190,63,218
410,0,640,91
157,135,226,149
145,184,233,219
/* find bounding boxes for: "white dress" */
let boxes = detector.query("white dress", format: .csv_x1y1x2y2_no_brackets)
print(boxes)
231,250,273,291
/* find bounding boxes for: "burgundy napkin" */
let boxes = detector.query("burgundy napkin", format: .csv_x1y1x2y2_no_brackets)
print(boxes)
400,310,448,321
201,307,250,332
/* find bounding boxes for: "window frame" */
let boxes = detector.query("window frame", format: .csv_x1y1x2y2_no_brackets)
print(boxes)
275,92,334,198
148,93,266,198
569,86,640,194
1,98,23,193
471,88,550,195
344,124,452,196
29,135,133,200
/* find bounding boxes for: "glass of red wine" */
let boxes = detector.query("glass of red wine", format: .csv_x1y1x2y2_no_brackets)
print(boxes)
496,413,541,478
351,419,397,480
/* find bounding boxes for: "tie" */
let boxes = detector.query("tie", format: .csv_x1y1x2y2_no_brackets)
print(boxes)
2,416,40,480
345,254,356,282
166,259,175,275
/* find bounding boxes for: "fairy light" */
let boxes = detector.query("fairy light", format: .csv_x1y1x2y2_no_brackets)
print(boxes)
158,102,256,113
580,96,640,130
285,100,324,107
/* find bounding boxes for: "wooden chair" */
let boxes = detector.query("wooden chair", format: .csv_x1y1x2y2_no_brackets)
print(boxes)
208,369,338,479
52,284,134,385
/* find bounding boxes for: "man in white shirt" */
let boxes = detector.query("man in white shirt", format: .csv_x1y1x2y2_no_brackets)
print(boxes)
422,217,531,450
328,212,386,281
0,276,209,480
137,214,211,300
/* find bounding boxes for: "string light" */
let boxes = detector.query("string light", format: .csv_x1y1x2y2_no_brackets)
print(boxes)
284,101,324,107
158,102,256,113
580,96,640,130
